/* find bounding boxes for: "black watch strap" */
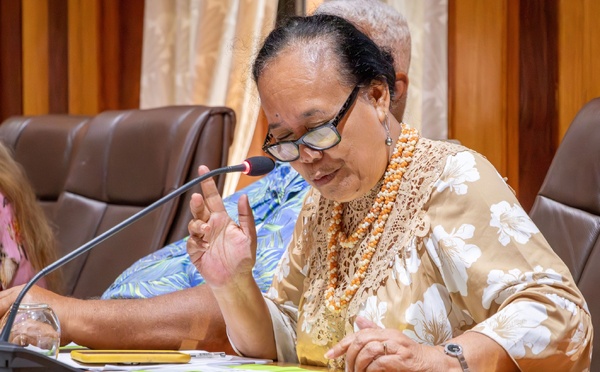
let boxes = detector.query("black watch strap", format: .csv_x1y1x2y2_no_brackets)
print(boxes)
442,343,470,372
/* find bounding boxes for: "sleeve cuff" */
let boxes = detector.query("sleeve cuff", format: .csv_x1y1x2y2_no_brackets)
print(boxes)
225,297,299,363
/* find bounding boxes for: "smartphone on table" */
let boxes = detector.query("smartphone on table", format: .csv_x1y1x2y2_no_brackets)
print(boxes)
70,349,191,364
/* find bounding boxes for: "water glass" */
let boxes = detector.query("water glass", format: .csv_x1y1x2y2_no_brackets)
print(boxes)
0,303,61,358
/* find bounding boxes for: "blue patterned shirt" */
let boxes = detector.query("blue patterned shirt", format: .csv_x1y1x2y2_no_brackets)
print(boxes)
102,162,308,299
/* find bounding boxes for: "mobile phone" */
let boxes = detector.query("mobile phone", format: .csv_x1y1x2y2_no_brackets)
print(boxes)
70,350,191,364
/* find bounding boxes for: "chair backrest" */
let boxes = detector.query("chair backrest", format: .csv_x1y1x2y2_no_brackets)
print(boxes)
529,97,600,370
53,105,234,298
0,115,91,219
0,106,234,298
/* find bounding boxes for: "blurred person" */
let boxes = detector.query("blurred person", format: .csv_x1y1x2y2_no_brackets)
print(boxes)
315,0,411,121
186,13,592,371
0,143,59,292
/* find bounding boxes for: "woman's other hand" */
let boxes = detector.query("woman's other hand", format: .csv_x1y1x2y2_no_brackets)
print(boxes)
325,316,447,372
187,165,258,288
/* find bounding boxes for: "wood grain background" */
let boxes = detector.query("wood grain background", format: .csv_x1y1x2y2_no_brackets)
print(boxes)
1,0,599,204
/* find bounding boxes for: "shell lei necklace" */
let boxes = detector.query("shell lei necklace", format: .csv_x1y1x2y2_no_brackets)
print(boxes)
325,123,419,313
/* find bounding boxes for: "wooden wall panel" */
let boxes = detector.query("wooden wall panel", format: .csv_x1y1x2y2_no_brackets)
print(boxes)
0,1,23,120
448,1,509,177
558,0,600,140
64,0,143,115
449,0,560,211
586,1,600,101
48,0,69,113
111,0,144,110
68,0,101,115
0,0,143,123
100,0,119,110
22,0,49,115
506,0,520,197
518,1,558,211
97,0,144,111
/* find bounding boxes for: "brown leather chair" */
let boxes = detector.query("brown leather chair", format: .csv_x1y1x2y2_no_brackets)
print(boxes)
52,105,235,298
0,115,90,219
529,97,600,370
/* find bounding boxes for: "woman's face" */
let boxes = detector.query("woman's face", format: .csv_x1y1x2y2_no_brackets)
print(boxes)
257,44,391,202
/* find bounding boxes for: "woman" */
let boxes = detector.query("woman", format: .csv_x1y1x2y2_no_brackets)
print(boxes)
187,15,592,371
0,143,59,292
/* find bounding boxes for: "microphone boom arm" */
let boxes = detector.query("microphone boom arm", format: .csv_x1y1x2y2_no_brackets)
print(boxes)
0,163,246,342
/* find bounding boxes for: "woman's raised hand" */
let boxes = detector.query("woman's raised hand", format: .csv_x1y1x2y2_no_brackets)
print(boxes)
186,165,258,288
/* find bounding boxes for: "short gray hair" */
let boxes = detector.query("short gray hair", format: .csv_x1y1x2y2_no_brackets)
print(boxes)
314,0,411,75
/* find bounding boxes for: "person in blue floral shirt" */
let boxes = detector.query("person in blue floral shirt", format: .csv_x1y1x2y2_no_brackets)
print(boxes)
103,162,307,299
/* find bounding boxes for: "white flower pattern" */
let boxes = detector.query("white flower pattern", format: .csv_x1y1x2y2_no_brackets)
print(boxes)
425,224,482,295
276,250,290,282
434,151,480,195
482,266,563,309
566,322,586,358
476,301,551,358
490,201,540,246
392,236,421,285
354,296,387,331
266,286,278,301
545,293,578,316
543,295,588,359
403,284,453,345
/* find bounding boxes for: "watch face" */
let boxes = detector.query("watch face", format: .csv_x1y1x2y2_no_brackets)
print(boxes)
445,343,463,356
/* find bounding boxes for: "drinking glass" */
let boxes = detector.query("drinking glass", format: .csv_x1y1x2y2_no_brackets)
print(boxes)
0,303,61,358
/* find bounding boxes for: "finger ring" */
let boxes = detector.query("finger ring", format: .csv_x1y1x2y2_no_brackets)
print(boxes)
382,342,387,355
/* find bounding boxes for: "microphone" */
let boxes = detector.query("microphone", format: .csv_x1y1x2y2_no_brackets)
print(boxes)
0,156,275,371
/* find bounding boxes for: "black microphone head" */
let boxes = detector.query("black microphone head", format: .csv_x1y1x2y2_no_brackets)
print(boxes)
243,156,275,176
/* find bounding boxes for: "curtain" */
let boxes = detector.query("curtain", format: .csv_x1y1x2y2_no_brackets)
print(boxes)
307,0,448,138
387,0,449,139
140,0,448,193
140,0,278,196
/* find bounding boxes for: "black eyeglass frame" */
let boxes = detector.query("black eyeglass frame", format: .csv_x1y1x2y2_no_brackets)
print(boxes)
262,85,361,162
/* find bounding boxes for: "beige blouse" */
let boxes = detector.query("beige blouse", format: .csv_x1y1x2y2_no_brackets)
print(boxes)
263,137,592,371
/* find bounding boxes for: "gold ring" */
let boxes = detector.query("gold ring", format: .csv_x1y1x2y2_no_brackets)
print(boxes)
382,342,387,355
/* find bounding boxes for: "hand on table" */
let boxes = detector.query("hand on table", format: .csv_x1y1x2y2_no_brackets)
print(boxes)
0,284,75,346
325,316,446,372
187,165,258,288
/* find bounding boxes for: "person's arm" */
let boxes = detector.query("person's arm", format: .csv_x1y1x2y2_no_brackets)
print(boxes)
209,270,275,358
0,196,28,289
428,150,592,370
327,316,517,371
187,166,276,359
0,284,234,352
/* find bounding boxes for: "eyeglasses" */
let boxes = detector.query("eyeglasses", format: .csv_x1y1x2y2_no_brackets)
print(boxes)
262,85,360,162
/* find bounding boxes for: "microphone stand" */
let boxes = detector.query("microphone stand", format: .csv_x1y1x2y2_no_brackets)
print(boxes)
0,161,263,371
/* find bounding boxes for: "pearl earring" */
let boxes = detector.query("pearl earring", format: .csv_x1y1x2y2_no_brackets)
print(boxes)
384,114,392,146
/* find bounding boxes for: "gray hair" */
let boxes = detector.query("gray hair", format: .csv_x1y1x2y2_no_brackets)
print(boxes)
314,0,411,75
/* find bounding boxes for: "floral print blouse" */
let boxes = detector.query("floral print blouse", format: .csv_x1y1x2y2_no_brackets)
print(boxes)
264,137,592,371
0,193,41,289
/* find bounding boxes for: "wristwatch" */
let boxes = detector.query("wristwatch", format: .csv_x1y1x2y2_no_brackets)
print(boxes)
442,343,470,372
